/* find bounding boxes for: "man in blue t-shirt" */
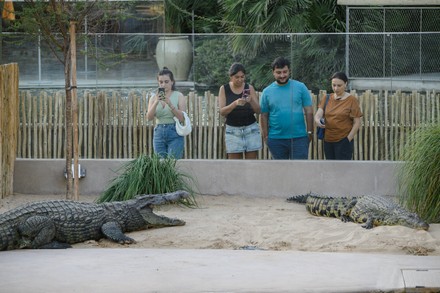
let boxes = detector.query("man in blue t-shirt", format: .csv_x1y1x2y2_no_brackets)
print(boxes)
260,57,314,160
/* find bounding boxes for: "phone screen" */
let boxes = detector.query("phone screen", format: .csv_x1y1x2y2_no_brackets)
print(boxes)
242,89,250,98
158,88,165,99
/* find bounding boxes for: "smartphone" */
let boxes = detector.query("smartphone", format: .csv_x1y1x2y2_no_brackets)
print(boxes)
242,89,250,99
158,87,165,100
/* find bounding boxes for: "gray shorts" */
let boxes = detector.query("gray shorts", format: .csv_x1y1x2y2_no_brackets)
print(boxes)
225,122,262,153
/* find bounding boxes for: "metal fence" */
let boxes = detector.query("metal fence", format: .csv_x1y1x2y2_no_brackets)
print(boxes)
1,32,439,92
346,7,440,88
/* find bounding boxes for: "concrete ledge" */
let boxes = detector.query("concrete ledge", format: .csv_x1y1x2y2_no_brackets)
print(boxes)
13,159,400,197
1,249,439,292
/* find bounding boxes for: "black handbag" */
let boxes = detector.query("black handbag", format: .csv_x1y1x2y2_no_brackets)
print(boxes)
317,94,330,140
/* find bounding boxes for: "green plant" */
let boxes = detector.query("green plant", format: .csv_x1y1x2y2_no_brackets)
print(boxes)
123,35,151,58
398,124,440,223
164,0,221,33
219,0,347,92
96,154,198,207
291,34,346,92
194,37,234,87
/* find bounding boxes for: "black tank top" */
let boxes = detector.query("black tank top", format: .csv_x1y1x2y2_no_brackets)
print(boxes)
224,83,257,127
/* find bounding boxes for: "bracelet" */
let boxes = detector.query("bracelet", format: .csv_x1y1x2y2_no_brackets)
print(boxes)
307,131,313,135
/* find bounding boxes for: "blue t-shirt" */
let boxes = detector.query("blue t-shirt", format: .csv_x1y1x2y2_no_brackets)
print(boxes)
260,79,312,139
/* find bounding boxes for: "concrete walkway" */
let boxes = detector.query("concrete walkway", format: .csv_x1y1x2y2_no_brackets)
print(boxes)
1,249,439,292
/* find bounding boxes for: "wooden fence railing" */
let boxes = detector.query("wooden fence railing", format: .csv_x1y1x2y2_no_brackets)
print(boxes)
16,89,439,160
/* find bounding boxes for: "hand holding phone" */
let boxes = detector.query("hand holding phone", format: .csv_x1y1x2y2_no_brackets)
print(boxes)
158,88,165,100
242,89,250,100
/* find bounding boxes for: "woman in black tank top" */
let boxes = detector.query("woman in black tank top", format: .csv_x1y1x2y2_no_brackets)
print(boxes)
218,63,262,159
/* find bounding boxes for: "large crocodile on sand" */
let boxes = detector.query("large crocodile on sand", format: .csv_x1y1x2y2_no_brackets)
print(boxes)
0,191,189,250
287,193,429,230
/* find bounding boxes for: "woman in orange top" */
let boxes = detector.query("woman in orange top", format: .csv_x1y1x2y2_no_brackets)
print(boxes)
314,72,363,160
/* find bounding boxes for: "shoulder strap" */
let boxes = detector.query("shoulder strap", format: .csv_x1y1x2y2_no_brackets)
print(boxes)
323,94,330,113
224,83,231,93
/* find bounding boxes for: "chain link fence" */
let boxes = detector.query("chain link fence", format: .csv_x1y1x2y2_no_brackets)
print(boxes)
2,5,440,92
347,7,440,86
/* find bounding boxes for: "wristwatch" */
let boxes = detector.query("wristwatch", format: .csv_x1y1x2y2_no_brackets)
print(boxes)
307,131,313,135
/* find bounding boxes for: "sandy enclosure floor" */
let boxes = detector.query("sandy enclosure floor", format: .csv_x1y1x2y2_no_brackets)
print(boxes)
1,194,439,256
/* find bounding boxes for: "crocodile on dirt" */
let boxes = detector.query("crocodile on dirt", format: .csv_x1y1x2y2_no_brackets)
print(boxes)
286,193,429,230
0,191,189,250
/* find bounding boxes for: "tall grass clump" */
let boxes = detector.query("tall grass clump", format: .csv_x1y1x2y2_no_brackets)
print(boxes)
397,124,440,223
96,154,198,206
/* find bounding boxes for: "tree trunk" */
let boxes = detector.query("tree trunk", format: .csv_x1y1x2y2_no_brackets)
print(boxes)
70,21,79,201
64,46,73,200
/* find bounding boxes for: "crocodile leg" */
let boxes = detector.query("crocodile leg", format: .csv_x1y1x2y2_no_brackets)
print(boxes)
341,198,357,223
361,217,375,229
340,215,352,223
101,221,136,244
18,215,59,248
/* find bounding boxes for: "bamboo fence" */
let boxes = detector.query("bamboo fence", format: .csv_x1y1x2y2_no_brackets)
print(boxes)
15,89,440,161
1,63,19,198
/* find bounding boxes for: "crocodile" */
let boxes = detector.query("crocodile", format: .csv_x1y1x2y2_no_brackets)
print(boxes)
286,193,429,230
0,190,189,250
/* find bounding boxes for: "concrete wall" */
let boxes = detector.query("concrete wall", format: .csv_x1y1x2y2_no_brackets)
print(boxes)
13,159,401,198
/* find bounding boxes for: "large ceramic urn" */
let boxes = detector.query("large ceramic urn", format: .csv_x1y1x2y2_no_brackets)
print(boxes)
155,36,193,81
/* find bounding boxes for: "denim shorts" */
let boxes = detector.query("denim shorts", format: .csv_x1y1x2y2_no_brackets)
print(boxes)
153,123,184,159
225,122,262,153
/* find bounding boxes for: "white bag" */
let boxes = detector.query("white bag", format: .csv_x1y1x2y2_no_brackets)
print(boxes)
173,111,192,136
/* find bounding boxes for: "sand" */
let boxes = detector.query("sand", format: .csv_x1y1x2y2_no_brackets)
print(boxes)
1,193,439,256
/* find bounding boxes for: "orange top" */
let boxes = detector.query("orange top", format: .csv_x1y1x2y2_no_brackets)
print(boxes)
318,93,363,142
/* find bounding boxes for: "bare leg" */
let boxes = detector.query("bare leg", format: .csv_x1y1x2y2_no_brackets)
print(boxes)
244,151,258,159
228,153,244,159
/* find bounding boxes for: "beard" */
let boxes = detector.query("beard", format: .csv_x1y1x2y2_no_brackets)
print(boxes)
276,77,289,85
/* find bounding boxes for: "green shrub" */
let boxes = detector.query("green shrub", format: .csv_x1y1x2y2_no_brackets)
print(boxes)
194,37,235,87
194,37,253,88
96,154,198,207
398,124,440,223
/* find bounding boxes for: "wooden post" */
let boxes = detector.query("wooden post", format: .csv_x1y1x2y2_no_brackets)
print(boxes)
70,21,79,201
0,63,19,198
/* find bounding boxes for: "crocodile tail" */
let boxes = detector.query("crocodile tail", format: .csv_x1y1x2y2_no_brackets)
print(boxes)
286,192,319,204
286,194,308,203
306,196,357,219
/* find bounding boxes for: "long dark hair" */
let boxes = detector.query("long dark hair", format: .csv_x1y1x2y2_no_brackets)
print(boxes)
157,67,176,90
